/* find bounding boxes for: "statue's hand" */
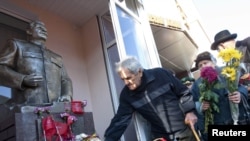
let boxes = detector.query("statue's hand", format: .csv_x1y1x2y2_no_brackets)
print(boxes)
58,95,72,102
23,74,43,87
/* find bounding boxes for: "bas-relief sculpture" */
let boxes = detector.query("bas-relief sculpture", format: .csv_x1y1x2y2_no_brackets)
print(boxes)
0,20,73,121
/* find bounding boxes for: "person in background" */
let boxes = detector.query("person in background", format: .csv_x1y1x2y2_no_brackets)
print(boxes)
104,56,197,141
191,51,248,141
211,29,250,51
0,20,73,122
181,76,195,89
211,29,250,102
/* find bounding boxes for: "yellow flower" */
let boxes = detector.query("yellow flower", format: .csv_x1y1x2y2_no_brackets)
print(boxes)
218,47,242,125
218,47,242,92
218,47,242,63
221,67,236,81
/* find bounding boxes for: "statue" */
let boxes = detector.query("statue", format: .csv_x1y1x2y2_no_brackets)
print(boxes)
0,20,73,121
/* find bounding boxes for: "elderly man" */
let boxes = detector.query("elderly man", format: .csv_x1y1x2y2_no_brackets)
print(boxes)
211,29,250,51
0,20,73,108
104,56,197,141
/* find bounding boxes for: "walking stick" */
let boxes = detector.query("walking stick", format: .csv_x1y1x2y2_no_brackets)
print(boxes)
186,121,200,141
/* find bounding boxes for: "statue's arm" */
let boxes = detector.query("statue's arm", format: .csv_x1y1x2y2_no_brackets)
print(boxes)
0,65,25,90
59,64,73,102
0,40,25,90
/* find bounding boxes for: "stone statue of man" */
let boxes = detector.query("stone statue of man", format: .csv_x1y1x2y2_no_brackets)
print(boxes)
0,20,73,109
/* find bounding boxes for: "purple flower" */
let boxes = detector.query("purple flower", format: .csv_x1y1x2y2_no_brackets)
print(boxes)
199,66,221,133
200,66,218,83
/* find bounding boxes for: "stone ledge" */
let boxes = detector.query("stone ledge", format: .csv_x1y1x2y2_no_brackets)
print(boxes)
0,102,95,141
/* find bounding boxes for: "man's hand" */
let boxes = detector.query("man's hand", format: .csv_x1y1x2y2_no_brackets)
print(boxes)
184,111,197,126
228,91,241,104
23,74,43,87
201,101,210,111
185,112,200,141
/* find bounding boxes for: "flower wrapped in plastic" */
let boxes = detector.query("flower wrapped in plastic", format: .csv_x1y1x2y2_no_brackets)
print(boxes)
218,47,242,125
34,106,52,140
60,112,77,125
199,66,221,132
60,112,77,139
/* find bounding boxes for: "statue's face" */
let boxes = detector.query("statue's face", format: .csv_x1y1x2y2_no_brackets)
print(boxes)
31,22,48,41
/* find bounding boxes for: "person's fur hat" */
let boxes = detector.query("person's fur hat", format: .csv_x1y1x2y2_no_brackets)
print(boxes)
194,51,216,68
211,29,237,50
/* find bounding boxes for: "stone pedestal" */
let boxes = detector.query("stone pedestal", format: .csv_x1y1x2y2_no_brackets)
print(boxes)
0,102,95,141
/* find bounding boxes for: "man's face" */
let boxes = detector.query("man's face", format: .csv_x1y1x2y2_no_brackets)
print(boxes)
31,23,48,41
118,68,142,90
198,60,215,70
218,40,236,51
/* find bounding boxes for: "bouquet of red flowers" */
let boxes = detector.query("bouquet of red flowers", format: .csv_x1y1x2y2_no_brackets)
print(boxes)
199,66,222,132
